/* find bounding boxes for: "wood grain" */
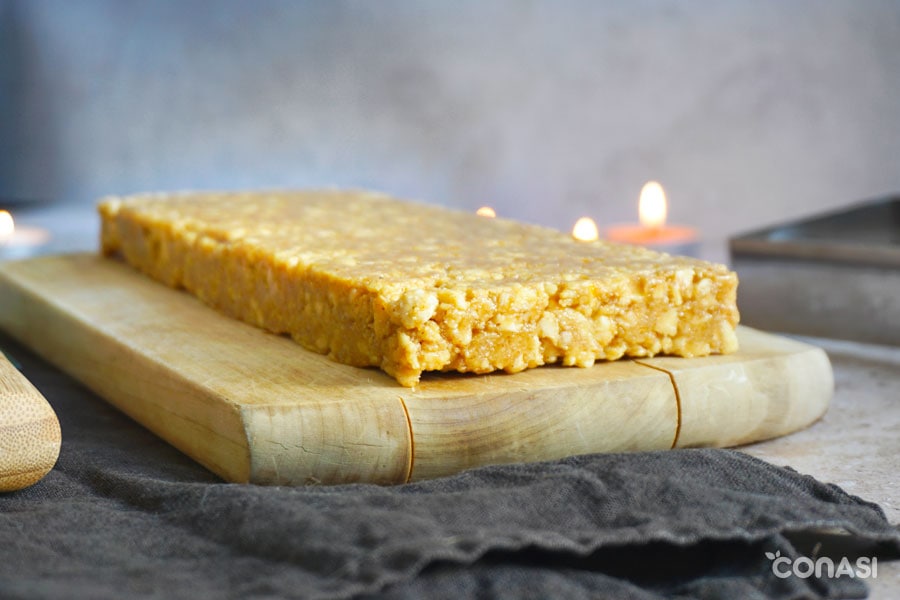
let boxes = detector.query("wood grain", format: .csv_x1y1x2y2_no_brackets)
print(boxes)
0,254,832,485
402,364,676,481
0,349,61,491
636,328,833,448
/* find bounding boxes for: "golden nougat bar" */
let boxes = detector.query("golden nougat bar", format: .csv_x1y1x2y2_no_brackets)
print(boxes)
98,190,739,386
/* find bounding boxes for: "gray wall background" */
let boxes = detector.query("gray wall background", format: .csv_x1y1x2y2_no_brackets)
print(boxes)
2,0,899,257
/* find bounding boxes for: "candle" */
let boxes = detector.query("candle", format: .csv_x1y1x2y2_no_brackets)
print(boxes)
605,182,699,256
0,210,51,261
571,217,599,241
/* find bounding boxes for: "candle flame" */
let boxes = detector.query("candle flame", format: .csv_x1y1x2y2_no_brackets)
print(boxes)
572,217,599,241
638,181,667,229
476,206,496,218
0,210,14,244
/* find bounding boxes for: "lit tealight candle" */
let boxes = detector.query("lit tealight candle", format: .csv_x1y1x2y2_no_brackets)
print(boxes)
0,210,51,261
605,182,699,256
476,206,496,218
571,217,599,242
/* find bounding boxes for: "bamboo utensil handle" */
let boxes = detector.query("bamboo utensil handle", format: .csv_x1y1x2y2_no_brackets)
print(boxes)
0,349,61,491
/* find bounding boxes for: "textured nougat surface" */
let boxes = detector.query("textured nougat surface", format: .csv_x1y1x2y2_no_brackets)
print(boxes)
99,190,740,386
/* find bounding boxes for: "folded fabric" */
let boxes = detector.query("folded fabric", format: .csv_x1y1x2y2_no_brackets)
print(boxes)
1,336,898,599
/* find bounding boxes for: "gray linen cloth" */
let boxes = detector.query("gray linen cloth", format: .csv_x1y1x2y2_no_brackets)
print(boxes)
1,334,898,600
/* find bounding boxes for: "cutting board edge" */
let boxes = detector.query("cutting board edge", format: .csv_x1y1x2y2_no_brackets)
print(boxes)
719,343,833,446
403,364,679,481
238,395,413,486
0,266,254,483
640,337,833,449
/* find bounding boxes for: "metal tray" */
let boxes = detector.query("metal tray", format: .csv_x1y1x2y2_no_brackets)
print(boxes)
729,196,900,346
730,196,900,268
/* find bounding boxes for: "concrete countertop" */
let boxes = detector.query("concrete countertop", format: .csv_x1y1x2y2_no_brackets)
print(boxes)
742,335,900,597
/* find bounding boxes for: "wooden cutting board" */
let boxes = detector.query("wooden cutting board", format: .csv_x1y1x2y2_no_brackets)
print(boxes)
0,254,832,486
